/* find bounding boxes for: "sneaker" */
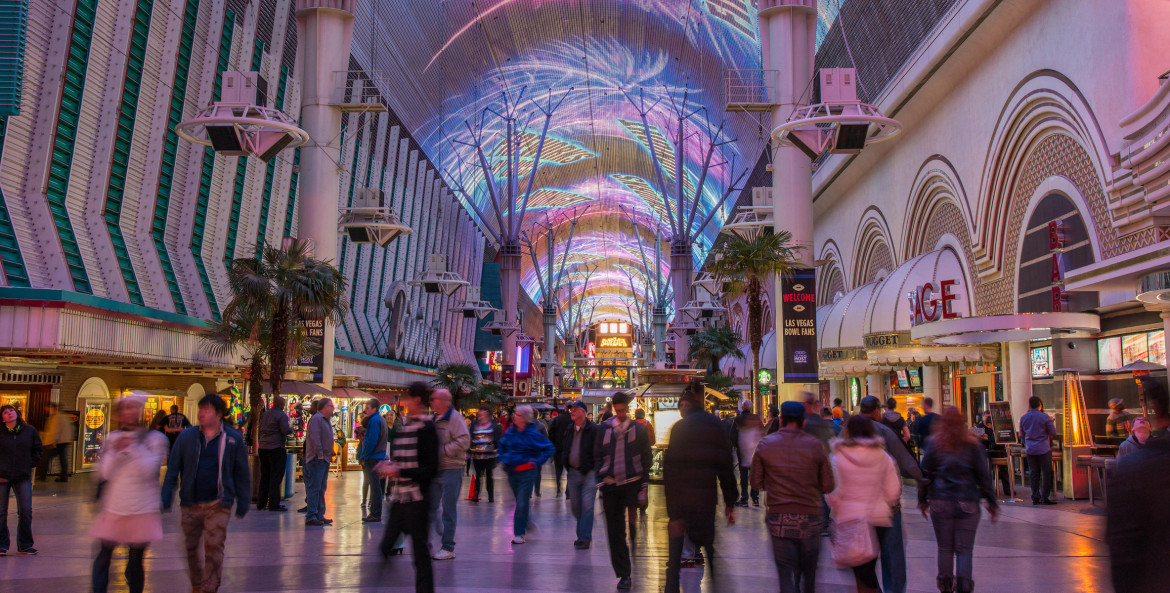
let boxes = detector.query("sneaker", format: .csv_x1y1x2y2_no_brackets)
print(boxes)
432,549,456,560
573,540,590,550
0,549,6,556
17,548,37,555
735,501,749,508
322,518,334,524
617,577,632,590
362,515,382,523
305,519,325,526
511,535,526,545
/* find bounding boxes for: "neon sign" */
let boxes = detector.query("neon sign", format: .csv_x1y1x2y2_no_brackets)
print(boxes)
600,337,628,348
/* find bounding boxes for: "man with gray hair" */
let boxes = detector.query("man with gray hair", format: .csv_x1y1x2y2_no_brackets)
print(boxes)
429,388,469,560
303,398,335,526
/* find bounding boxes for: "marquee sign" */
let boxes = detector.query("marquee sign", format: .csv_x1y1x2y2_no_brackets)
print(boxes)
600,337,629,348
908,279,961,326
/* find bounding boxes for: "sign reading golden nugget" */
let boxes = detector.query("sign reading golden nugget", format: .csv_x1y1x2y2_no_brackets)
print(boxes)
600,337,628,348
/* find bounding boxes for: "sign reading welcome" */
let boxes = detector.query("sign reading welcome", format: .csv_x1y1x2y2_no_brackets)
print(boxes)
782,268,818,382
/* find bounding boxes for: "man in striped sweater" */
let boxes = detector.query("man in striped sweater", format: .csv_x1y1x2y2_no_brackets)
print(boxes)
594,391,653,591
377,382,439,593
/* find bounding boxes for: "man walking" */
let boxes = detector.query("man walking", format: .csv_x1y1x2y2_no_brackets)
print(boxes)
429,388,469,560
911,396,940,448
257,397,292,511
561,400,598,549
731,400,764,507
378,382,439,593
594,391,652,590
165,405,191,450
751,401,834,593
42,402,74,482
663,381,739,593
1020,396,1057,505
549,403,573,498
162,394,250,593
859,395,923,593
360,398,388,522
303,398,336,526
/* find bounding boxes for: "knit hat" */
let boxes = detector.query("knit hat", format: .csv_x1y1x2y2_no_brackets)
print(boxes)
832,407,844,418
780,401,805,421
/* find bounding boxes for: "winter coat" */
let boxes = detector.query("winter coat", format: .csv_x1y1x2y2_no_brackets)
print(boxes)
497,424,555,469
918,439,997,507
98,429,169,515
258,407,292,450
827,437,901,527
435,407,470,471
0,421,43,482
750,426,834,516
549,412,574,453
1108,430,1170,593
663,409,738,519
162,423,252,514
559,420,599,472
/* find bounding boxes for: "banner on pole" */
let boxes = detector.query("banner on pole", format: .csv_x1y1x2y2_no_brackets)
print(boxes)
781,268,818,383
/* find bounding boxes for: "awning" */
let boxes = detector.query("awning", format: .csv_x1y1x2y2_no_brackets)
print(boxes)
122,388,187,397
628,383,687,398
718,345,751,377
261,381,335,396
332,387,373,400
704,387,729,401
911,312,1100,345
864,248,971,335
819,360,881,377
758,329,778,369
867,345,998,365
817,281,880,350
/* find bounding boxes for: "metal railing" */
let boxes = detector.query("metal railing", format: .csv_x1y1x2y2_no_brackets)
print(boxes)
725,69,776,108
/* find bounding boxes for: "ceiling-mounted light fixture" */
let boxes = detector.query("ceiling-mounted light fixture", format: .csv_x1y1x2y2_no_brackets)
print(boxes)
408,254,469,295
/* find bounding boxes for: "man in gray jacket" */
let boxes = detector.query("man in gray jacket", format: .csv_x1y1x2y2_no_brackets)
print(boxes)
303,398,335,526
257,396,292,511
429,389,469,560
859,395,923,593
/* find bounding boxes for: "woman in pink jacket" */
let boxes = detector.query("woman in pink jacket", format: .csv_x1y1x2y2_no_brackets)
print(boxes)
828,415,903,593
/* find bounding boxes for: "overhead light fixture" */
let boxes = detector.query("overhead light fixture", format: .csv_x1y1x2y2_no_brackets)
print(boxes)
176,71,308,161
447,286,499,319
772,68,902,160
338,188,413,247
481,313,521,337
408,254,469,296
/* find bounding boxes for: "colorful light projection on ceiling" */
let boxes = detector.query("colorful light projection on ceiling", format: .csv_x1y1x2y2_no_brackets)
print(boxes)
375,1,767,328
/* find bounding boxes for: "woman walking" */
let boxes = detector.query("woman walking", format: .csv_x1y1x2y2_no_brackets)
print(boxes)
918,407,999,593
497,405,554,544
91,397,170,593
827,415,902,593
469,409,502,502
0,404,43,556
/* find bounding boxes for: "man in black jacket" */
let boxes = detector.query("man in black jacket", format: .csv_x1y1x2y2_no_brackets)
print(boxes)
560,400,598,549
549,403,573,498
663,381,738,593
377,382,440,593
1108,377,1170,593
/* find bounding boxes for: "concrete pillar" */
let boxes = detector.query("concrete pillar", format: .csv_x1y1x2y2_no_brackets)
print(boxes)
922,364,942,405
295,0,355,388
1006,341,1033,422
866,373,886,401
671,240,693,367
500,242,522,364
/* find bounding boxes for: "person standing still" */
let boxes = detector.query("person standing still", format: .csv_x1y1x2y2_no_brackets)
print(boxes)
428,389,469,560
594,391,651,590
1019,396,1057,505
377,382,440,593
751,401,834,593
257,397,292,512
91,397,169,593
42,402,75,482
303,398,336,525
549,404,573,498
165,405,191,451
663,382,739,593
161,394,251,593
561,400,598,549
0,404,43,555
360,398,389,522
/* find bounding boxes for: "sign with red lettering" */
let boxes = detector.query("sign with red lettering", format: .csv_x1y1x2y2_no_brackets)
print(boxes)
781,268,818,382
1049,221,1068,312
908,279,962,326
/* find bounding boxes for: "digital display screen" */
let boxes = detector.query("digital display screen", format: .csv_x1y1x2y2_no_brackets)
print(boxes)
1123,333,1149,367
895,370,909,388
515,344,531,375
1099,337,1123,371
1150,331,1166,366
908,369,921,389
1031,346,1051,377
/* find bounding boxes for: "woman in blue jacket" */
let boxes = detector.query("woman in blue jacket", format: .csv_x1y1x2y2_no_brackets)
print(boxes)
498,405,554,544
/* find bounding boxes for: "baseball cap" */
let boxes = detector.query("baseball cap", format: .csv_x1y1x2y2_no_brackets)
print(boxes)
569,400,587,411
858,395,881,414
780,401,805,421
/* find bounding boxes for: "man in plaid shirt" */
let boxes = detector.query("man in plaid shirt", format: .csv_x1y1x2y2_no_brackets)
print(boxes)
377,382,439,593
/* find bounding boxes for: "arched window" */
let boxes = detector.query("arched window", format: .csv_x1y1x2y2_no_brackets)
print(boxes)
1016,193,1097,313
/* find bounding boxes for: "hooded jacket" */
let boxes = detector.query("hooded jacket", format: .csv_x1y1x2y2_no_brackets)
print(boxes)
0,421,43,482
258,407,292,450
497,423,555,469
161,423,252,515
827,436,901,527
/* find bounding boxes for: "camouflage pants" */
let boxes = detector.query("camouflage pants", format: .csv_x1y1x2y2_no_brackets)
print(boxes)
180,502,231,593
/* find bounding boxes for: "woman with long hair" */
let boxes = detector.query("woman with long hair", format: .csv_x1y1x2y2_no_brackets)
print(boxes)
827,415,902,593
90,397,170,592
918,407,999,593
469,408,502,503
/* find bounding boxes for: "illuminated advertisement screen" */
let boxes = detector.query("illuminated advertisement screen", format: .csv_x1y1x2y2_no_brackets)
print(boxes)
1031,346,1051,377
1122,333,1149,367
1098,337,1122,371
1149,331,1166,366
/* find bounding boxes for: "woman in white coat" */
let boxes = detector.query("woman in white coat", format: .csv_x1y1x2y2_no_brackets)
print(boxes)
90,397,170,593
828,415,903,593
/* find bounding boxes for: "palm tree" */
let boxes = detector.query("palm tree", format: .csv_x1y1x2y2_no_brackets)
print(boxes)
201,301,270,441
706,230,798,410
687,324,744,374
470,382,508,409
227,238,349,418
434,363,480,407
704,371,734,394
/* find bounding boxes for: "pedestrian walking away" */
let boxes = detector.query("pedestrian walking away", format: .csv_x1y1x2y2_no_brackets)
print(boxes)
164,405,191,451
828,415,903,593
359,397,389,522
468,409,502,503
41,402,75,482
0,404,43,556
161,393,251,593
257,397,293,512
377,381,440,593
498,405,555,545
429,388,469,560
302,398,337,525
731,399,764,507
663,381,739,593
549,403,573,498
751,401,835,593
91,397,169,593
594,391,652,590
560,400,598,550
918,407,999,593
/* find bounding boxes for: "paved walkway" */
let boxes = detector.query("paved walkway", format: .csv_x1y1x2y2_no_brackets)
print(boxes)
0,468,1112,592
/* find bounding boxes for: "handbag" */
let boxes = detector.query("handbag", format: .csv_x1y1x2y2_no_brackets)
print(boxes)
829,518,879,567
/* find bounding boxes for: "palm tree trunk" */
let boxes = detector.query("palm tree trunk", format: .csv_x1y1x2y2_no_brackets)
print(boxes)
748,277,762,413
248,356,264,447
270,296,289,405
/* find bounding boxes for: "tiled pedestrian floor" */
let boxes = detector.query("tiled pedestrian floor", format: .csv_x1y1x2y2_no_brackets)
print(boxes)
0,468,1113,592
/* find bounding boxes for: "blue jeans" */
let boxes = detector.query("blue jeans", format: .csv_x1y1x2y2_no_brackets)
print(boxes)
928,499,981,584
429,468,462,551
876,508,907,593
0,478,33,551
506,469,537,536
362,460,384,518
772,533,821,593
303,459,330,521
565,468,597,543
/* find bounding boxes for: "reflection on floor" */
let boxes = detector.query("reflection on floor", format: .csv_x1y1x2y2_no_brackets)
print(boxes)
0,467,1112,592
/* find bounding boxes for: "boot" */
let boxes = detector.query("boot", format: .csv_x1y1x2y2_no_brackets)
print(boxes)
955,577,974,593
937,576,955,592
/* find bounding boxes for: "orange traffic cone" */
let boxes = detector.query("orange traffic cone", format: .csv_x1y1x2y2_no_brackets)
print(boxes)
466,474,477,501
